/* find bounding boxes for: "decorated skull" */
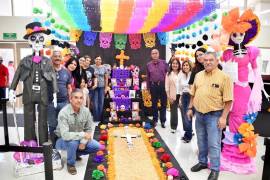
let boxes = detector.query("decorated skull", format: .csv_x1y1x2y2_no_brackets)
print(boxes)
28,33,46,52
157,32,168,45
83,31,97,46
230,32,245,45
129,34,141,49
131,66,140,78
99,32,112,48
114,34,127,50
143,33,156,48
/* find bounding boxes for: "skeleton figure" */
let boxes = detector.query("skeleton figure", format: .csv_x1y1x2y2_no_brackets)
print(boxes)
99,32,112,48
9,22,57,145
230,32,247,57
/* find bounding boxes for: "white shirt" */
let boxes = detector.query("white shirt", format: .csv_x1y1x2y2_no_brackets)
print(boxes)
179,71,191,95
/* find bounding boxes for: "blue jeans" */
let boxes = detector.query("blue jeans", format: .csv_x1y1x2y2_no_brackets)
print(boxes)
93,87,105,122
47,101,68,134
195,110,222,171
180,93,193,140
56,138,100,166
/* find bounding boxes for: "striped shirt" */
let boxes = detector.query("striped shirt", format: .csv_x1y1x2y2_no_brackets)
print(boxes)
190,68,233,114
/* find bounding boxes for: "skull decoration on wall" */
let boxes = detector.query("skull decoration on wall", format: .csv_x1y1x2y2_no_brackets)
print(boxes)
99,32,113,48
83,31,97,46
114,34,127,50
143,33,156,48
28,33,46,52
157,32,168,45
129,34,141,49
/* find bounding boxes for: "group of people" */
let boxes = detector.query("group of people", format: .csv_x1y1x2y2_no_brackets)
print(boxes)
147,48,233,180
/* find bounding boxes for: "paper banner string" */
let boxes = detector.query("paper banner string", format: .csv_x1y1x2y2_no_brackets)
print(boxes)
129,34,141,49
114,34,127,50
114,0,135,33
139,0,170,33
127,0,152,34
162,0,203,32
99,32,113,48
65,0,90,31
151,0,185,32
143,33,156,48
70,29,82,42
157,32,169,45
100,0,119,32
83,31,97,46
83,0,101,31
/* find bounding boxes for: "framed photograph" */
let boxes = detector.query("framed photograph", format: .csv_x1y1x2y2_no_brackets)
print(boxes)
129,90,136,98
111,78,117,86
109,90,115,98
110,111,118,121
110,102,116,110
126,78,132,87
132,111,140,120
132,102,139,111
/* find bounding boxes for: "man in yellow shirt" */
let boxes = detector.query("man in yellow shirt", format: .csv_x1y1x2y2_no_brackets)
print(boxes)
187,51,233,180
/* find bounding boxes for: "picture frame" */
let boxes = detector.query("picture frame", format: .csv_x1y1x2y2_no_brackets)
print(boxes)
129,90,136,98
110,102,116,110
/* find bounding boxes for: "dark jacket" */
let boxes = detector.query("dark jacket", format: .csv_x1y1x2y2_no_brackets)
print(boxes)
10,55,57,105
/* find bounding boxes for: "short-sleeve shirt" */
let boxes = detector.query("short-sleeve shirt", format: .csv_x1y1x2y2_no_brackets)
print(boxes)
85,66,95,89
0,64,8,87
190,68,233,114
91,65,107,87
48,67,72,103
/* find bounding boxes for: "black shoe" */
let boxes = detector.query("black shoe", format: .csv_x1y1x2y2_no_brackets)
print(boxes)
182,137,191,143
191,163,208,172
208,170,219,180
161,123,165,128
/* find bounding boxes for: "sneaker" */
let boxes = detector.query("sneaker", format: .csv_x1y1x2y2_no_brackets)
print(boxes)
161,123,166,128
67,164,77,175
171,129,176,133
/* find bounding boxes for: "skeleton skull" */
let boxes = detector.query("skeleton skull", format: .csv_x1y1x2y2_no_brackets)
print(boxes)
83,31,97,46
129,34,141,49
143,33,156,48
99,33,112,48
28,33,46,52
230,32,245,44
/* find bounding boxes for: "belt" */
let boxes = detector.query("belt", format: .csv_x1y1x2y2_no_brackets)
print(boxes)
32,85,41,91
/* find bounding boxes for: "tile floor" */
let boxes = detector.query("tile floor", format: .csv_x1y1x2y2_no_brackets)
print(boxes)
0,109,266,180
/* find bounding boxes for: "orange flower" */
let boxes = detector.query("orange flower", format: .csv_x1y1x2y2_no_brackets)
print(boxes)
238,123,254,137
239,133,257,157
97,164,105,171
129,124,134,127
165,162,173,168
96,150,104,156
99,141,105,145
135,123,141,127
222,8,257,33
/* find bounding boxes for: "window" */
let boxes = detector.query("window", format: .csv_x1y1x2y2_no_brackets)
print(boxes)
0,0,12,16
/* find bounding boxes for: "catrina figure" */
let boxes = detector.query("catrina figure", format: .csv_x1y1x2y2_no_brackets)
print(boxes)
9,22,57,145
220,8,267,174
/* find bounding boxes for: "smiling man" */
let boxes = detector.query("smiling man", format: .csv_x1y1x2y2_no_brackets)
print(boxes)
187,51,233,180
55,89,101,175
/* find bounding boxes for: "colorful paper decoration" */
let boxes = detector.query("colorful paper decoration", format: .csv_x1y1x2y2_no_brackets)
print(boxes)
114,34,127,50
157,32,169,45
116,50,129,66
83,31,97,46
99,32,113,48
143,33,156,48
129,34,141,49
100,0,119,32
70,29,82,42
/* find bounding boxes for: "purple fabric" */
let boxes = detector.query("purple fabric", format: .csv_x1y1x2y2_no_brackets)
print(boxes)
146,59,168,85
112,69,130,79
151,1,185,32
127,0,152,33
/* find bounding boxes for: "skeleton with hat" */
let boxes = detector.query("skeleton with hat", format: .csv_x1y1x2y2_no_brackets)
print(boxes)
9,22,57,145
220,8,268,174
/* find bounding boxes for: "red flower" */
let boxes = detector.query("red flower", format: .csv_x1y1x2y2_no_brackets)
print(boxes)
160,153,171,163
99,135,108,141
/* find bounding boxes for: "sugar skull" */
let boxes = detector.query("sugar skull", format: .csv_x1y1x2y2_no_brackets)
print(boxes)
99,32,112,48
28,33,46,52
143,33,156,48
157,32,168,45
131,66,140,78
114,34,127,50
230,32,245,45
129,34,141,49
83,31,97,46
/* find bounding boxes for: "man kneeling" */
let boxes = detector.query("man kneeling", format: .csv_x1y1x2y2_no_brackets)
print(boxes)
55,89,101,175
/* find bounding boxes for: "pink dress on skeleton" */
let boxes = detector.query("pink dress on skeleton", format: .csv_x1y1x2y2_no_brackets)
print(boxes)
221,46,260,174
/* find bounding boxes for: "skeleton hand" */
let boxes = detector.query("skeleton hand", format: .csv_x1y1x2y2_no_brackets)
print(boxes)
53,93,57,108
8,89,16,103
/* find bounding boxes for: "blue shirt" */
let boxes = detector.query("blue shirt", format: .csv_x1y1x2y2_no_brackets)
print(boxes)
48,67,72,103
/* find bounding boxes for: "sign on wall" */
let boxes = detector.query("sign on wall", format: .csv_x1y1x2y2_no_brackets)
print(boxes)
3,33,17,40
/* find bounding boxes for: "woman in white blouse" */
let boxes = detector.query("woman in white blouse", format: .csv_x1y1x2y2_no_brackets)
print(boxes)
179,60,193,143
165,58,181,133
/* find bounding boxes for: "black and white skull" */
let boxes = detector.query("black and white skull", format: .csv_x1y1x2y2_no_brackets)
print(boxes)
230,32,245,44
28,33,46,51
